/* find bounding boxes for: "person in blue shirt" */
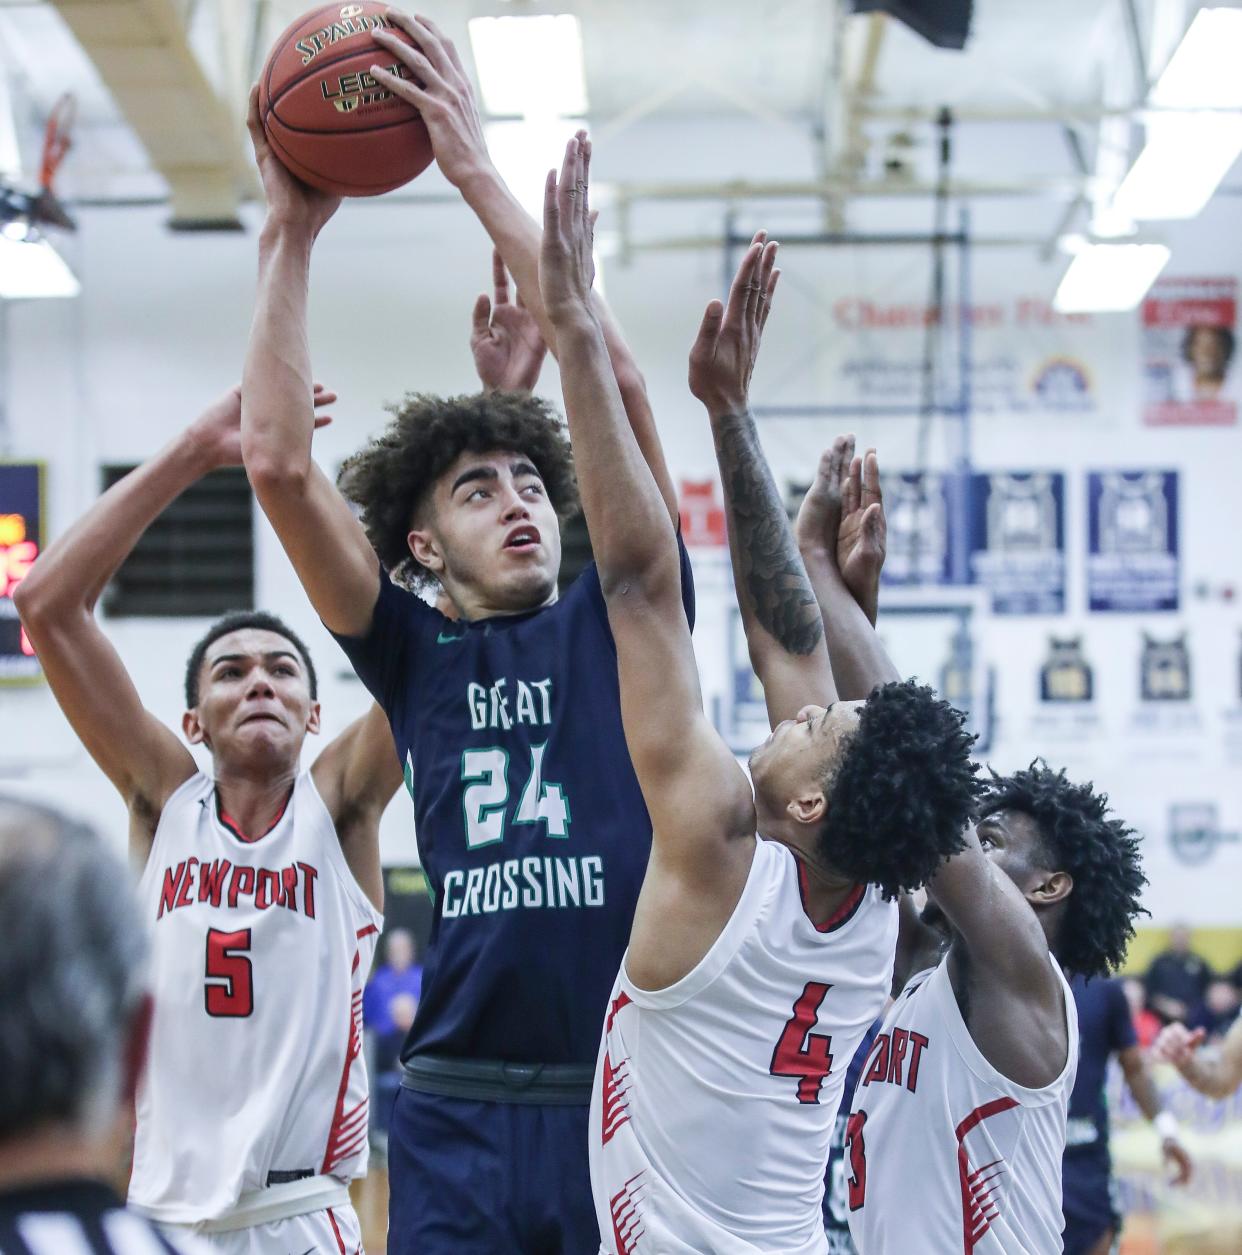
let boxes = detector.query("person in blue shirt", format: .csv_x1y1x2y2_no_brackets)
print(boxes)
1063,973,1192,1255
240,23,689,1252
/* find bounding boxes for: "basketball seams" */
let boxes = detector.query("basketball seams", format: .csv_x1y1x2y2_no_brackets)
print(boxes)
263,121,414,195
266,40,420,129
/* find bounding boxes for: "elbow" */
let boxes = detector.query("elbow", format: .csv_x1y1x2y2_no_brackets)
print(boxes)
12,568,54,626
244,451,309,502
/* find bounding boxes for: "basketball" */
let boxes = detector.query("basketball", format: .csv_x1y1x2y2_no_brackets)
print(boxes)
259,1,434,197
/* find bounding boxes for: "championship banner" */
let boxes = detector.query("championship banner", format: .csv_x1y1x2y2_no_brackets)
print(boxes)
1087,471,1179,613
1142,276,1239,427
0,463,43,684
967,471,1065,615
768,246,1122,421
880,472,952,586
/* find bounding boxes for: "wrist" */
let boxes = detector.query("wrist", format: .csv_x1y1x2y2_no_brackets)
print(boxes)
548,306,603,341
1154,1111,1180,1140
705,398,750,423
454,160,503,203
259,216,318,254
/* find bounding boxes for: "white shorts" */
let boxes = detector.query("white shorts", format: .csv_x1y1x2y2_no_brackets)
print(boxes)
161,1203,364,1255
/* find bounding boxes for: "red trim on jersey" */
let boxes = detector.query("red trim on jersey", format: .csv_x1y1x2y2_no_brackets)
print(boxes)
796,860,866,933
954,1096,1019,1253
606,990,632,1032
609,1171,647,1255
357,924,379,941
327,1207,347,1254
215,785,293,845
321,974,368,1176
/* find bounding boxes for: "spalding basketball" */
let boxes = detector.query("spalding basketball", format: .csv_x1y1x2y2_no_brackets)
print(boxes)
259,2,434,197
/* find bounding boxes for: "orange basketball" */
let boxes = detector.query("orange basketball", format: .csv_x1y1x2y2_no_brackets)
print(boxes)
259,2,434,197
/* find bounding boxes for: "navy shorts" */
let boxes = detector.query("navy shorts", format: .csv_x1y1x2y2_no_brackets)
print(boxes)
1062,1153,1120,1255
387,1084,601,1255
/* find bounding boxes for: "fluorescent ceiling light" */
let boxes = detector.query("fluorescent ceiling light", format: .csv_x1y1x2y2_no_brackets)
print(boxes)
1053,242,1170,314
484,117,585,220
468,15,588,118
1112,8,1242,220
0,228,80,299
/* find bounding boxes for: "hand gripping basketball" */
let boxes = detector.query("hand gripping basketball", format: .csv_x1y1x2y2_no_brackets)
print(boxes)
257,2,434,197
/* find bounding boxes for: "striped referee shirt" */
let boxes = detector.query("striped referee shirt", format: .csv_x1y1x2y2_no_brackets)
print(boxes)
0,1181,205,1255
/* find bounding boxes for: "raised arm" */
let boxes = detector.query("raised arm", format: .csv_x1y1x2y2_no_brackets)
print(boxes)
311,702,403,913
795,437,899,698
539,138,754,973
240,88,381,637
369,13,680,522
1153,1016,1242,1100
692,235,836,725
15,387,325,861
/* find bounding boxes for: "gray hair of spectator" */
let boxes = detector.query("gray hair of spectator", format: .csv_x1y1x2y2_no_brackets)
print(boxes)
0,796,148,1140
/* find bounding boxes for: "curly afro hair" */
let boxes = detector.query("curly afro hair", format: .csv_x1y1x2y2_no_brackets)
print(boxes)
184,611,318,708
818,680,978,900
980,762,1147,979
338,390,579,589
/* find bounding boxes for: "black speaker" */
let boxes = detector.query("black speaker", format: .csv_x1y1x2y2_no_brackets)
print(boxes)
852,0,973,50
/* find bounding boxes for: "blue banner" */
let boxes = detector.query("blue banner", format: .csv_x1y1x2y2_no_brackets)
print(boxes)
967,472,1066,615
0,462,43,683
1087,470,1179,612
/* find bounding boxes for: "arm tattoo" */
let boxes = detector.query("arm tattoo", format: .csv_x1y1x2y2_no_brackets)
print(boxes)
714,410,824,656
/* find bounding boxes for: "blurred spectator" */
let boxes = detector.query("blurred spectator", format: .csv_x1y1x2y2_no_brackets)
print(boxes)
1122,977,1162,1049
1144,924,1212,1026
365,928,423,1038
1190,979,1241,1040
0,796,206,1255
365,930,423,1149
1063,974,1191,1255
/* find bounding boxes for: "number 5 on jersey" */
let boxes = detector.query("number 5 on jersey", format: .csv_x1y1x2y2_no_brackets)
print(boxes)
205,927,253,1017
461,743,570,848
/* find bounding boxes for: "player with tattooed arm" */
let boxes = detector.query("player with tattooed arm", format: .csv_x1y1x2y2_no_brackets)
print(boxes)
534,135,977,1254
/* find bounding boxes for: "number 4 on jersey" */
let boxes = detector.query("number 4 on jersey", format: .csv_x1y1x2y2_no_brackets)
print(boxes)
769,981,834,1103
462,742,570,849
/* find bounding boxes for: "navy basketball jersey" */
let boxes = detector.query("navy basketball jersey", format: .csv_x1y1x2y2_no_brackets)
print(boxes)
333,546,694,1066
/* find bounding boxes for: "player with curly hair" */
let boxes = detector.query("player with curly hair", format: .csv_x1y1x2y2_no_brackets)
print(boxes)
239,26,692,1248
794,436,1148,1254
529,137,978,1251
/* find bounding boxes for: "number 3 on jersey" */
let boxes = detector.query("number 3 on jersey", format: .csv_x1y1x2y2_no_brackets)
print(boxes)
769,981,834,1103
461,742,569,848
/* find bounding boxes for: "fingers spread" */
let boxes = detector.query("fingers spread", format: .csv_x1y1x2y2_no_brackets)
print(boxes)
543,167,559,231
862,448,882,507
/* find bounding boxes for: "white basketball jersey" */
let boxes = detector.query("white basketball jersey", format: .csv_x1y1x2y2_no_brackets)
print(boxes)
590,837,898,1255
128,770,382,1225
847,956,1078,1254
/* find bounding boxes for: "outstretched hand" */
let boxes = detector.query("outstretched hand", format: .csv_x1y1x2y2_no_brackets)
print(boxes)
246,85,341,236
369,10,491,191
539,133,596,328
190,383,334,469
1152,1022,1207,1067
795,435,886,624
471,249,548,392
689,230,779,415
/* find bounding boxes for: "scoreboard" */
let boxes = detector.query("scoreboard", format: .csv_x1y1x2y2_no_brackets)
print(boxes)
0,463,43,684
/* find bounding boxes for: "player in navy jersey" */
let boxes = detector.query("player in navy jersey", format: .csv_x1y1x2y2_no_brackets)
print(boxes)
242,26,688,1250
1063,974,1191,1255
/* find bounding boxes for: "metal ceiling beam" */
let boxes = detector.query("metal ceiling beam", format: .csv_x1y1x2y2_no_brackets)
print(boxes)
50,0,251,227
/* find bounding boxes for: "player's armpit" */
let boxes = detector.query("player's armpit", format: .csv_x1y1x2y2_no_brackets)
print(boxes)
312,703,400,911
